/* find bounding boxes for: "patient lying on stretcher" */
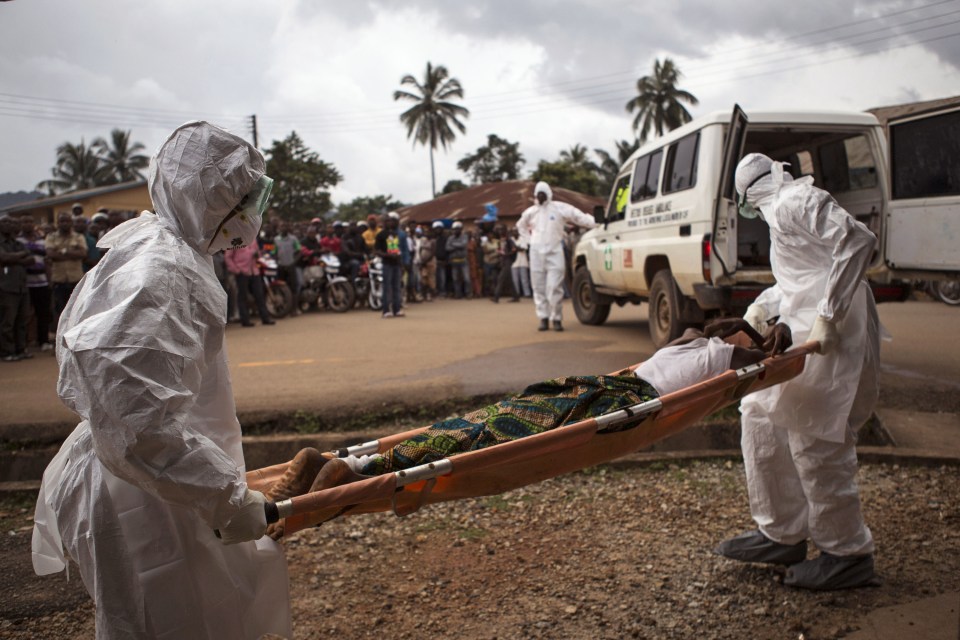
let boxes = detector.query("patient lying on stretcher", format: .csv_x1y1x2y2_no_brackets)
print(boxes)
263,319,790,539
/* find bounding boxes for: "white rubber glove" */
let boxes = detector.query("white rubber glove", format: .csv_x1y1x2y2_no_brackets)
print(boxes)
743,303,768,334
219,489,267,545
807,316,839,355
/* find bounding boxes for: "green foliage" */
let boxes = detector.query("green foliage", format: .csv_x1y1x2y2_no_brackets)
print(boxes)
456,134,525,184
594,139,640,196
530,158,601,197
38,129,151,195
394,61,470,196
625,57,699,143
440,179,468,194
264,131,342,220
336,194,406,221
94,129,149,183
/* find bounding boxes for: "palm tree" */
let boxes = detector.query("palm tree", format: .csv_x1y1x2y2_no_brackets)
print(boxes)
594,139,641,194
559,143,596,170
37,140,111,195
94,128,149,183
625,58,699,143
394,62,470,197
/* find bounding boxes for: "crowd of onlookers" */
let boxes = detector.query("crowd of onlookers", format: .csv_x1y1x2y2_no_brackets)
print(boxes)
0,203,133,362
1,205,576,359
214,212,543,324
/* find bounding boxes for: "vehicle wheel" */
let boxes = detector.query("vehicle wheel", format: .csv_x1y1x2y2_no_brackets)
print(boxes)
368,281,383,311
326,281,356,313
572,268,610,325
648,270,684,348
266,282,294,318
933,279,960,306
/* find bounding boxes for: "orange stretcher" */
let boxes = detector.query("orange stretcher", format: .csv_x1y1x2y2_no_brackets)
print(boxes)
247,342,818,536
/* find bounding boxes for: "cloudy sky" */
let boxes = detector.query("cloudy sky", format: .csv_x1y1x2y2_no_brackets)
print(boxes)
1,0,958,208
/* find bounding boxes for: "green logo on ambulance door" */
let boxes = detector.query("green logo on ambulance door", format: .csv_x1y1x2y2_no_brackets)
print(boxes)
603,244,613,271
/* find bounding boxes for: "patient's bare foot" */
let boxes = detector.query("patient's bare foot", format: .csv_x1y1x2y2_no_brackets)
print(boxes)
309,458,367,492
265,448,328,501
264,448,327,540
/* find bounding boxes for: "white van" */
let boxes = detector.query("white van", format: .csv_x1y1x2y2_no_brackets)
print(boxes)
572,104,960,346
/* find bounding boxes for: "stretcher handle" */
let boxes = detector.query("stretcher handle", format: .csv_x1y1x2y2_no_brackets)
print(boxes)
213,502,281,539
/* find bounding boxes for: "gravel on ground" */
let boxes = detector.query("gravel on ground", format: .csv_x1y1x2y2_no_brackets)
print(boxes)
2,459,957,640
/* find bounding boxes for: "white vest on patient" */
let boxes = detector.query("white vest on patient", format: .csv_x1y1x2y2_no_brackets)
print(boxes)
635,337,734,396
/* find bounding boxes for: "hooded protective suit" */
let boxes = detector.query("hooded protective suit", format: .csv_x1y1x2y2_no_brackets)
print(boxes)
31,122,291,640
734,153,880,557
517,182,596,322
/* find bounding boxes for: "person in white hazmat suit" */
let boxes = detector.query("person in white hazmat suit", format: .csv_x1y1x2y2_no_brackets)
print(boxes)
714,153,881,591
31,122,292,639
517,181,596,331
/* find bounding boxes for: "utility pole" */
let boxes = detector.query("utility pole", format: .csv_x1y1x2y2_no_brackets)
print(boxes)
249,114,258,148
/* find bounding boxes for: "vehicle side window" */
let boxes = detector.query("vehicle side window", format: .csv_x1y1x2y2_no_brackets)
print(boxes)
630,150,663,202
663,133,699,194
891,109,960,198
818,135,878,193
607,174,632,223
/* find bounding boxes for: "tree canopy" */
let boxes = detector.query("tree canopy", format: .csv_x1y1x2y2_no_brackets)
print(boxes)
263,132,342,220
37,129,149,195
625,57,699,143
336,194,406,221
594,139,640,196
394,61,470,197
456,134,525,184
530,158,601,197
441,179,468,195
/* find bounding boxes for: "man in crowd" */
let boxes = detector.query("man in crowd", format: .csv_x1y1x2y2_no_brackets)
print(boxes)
375,212,406,318
274,220,302,317
362,213,379,252
518,181,596,331
43,211,88,323
445,221,470,299
340,221,366,283
72,215,101,272
0,214,33,362
225,243,276,327
491,223,519,303
481,226,502,297
434,221,449,298
321,221,343,255
406,223,421,303
417,223,437,302
511,227,532,298
18,215,52,352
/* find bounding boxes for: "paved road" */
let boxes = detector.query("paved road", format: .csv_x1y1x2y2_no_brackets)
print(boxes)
1,298,957,427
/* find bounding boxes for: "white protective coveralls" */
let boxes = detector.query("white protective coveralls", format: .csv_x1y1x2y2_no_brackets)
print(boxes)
735,154,880,557
31,122,291,640
517,182,596,322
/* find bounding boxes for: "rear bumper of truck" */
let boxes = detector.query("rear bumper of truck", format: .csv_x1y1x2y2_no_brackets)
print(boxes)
693,281,912,313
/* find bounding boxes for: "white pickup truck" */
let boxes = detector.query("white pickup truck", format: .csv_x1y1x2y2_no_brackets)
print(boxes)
572,104,960,346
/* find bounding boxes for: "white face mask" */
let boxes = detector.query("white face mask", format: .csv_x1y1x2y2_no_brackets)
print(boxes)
207,175,273,254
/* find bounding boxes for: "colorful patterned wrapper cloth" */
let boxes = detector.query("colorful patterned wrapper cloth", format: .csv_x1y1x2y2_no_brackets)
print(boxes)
362,375,658,475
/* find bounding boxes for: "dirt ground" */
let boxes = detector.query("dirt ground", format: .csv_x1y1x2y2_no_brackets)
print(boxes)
1,375,957,640
2,458,958,640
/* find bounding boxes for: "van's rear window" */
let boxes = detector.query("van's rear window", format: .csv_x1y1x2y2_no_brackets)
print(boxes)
891,109,960,199
663,133,699,194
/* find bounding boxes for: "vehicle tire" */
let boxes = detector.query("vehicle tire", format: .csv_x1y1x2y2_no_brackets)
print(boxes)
368,279,383,311
266,282,294,318
326,281,356,313
648,270,684,348
572,268,610,325
933,279,960,306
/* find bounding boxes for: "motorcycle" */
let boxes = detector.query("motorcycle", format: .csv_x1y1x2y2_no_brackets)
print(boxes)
299,249,356,313
257,254,294,318
362,256,384,311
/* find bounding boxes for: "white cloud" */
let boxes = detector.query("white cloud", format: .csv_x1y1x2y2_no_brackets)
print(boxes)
1,0,957,209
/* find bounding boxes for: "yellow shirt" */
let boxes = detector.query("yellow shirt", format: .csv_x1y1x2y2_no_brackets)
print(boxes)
44,231,87,283
362,228,378,251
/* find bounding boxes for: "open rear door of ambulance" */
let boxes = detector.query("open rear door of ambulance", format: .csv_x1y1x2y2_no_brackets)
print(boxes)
711,104,748,282
884,104,960,275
